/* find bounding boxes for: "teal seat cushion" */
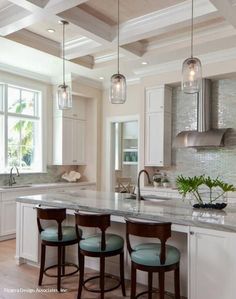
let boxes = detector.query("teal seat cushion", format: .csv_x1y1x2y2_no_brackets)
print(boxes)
80,233,124,253
40,226,80,243
131,243,180,267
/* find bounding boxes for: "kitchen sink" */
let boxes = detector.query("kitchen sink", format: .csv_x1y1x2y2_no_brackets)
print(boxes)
0,185,32,190
125,194,172,201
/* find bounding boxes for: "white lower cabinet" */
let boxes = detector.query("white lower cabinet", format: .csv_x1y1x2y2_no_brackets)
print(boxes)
1,199,16,236
16,203,39,263
189,227,236,299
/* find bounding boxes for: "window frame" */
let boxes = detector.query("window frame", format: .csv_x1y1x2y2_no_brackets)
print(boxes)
0,82,45,174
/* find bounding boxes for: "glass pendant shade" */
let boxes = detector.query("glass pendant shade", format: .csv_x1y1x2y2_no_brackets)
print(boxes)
57,84,72,109
110,74,127,104
182,57,202,94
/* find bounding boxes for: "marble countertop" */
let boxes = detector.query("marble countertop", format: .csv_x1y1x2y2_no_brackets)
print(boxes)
0,181,96,193
16,190,236,233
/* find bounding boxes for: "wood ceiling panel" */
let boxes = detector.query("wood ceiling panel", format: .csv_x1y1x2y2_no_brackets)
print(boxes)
79,0,186,24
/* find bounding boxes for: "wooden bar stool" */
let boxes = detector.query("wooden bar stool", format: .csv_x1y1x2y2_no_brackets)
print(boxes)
36,206,81,292
75,211,126,299
126,218,181,299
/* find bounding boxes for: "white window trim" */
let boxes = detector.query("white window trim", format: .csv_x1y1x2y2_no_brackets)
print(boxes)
0,82,47,174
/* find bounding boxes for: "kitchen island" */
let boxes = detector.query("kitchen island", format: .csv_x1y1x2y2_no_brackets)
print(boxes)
16,190,236,299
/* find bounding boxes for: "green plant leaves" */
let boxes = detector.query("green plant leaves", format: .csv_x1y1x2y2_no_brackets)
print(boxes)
176,174,236,204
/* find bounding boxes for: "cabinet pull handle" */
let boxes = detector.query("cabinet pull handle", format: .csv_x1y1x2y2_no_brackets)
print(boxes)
190,231,194,235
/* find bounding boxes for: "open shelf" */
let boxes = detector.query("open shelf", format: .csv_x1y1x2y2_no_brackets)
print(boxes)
123,161,138,165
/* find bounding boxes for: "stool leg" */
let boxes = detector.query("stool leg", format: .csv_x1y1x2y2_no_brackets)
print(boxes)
131,262,136,299
38,244,46,286
77,252,84,299
148,271,153,299
174,266,180,299
120,252,126,296
62,246,65,276
159,272,165,299
100,257,105,299
57,246,62,292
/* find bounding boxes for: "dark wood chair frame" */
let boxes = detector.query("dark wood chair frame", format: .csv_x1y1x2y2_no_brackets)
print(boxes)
126,218,180,299
75,211,126,299
36,206,79,292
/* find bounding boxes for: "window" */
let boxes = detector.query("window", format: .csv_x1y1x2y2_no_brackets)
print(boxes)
0,83,43,173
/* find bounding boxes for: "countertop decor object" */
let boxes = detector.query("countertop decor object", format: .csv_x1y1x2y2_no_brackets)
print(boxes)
61,171,81,182
176,175,236,210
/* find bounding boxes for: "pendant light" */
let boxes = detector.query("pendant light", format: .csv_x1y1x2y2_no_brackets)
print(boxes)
109,0,127,104
182,0,202,94
57,20,72,110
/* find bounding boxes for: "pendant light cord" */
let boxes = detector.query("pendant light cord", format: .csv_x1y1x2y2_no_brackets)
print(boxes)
63,22,65,85
117,0,120,74
191,0,193,58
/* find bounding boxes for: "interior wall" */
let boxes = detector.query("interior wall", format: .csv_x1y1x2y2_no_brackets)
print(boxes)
101,84,143,191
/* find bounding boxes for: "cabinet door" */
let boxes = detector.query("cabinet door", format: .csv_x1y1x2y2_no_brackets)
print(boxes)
18,203,39,263
1,199,16,236
62,117,73,165
73,120,86,164
189,227,236,299
145,112,164,166
146,87,164,113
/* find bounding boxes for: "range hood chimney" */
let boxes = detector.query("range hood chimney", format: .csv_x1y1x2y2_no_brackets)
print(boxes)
173,79,229,148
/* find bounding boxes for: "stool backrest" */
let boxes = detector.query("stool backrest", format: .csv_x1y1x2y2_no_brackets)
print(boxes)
125,218,172,265
36,206,66,241
75,212,110,251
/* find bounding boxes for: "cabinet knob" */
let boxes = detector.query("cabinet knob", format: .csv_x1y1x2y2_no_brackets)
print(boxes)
73,160,77,162
190,231,194,235
159,161,163,163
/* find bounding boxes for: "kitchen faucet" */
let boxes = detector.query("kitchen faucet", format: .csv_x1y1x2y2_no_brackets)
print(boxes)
9,166,20,186
136,169,152,201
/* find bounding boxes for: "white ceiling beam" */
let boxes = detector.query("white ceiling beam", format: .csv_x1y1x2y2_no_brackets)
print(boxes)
63,0,220,60
8,0,44,11
0,0,89,36
58,7,115,44
120,0,218,44
209,0,236,28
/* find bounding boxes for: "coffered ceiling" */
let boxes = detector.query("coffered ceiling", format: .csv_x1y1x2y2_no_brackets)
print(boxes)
0,0,236,86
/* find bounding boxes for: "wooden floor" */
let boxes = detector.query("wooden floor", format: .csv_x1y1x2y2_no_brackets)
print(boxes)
0,239,172,299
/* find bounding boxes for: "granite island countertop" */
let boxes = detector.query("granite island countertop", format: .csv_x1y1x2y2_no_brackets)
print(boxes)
16,190,236,233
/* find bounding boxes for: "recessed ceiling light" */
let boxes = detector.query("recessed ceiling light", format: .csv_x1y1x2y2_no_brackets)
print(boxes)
141,61,148,65
47,29,55,33
99,77,104,80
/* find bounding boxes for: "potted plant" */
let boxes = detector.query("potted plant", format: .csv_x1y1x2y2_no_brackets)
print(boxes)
176,175,236,210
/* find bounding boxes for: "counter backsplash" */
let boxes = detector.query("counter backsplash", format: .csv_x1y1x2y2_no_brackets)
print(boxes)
0,165,84,186
149,79,236,187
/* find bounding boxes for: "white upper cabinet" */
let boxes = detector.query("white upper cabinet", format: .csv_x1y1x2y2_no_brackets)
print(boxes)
145,85,172,167
53,94,86,120
146,87,172,114
53,94,86,165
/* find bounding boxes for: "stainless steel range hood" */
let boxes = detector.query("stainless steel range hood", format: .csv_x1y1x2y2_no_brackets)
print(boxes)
173,79,230,148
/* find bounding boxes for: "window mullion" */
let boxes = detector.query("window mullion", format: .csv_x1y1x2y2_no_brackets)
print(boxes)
4,84,8,170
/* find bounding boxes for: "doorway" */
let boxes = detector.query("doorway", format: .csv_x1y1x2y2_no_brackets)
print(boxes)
106,115,139,193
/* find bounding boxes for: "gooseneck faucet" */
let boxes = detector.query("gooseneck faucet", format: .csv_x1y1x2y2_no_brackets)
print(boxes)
136,169,152,201
9,166,20,186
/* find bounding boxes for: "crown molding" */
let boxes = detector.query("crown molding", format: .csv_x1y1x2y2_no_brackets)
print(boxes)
133,47,236,78
0,62,52,83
